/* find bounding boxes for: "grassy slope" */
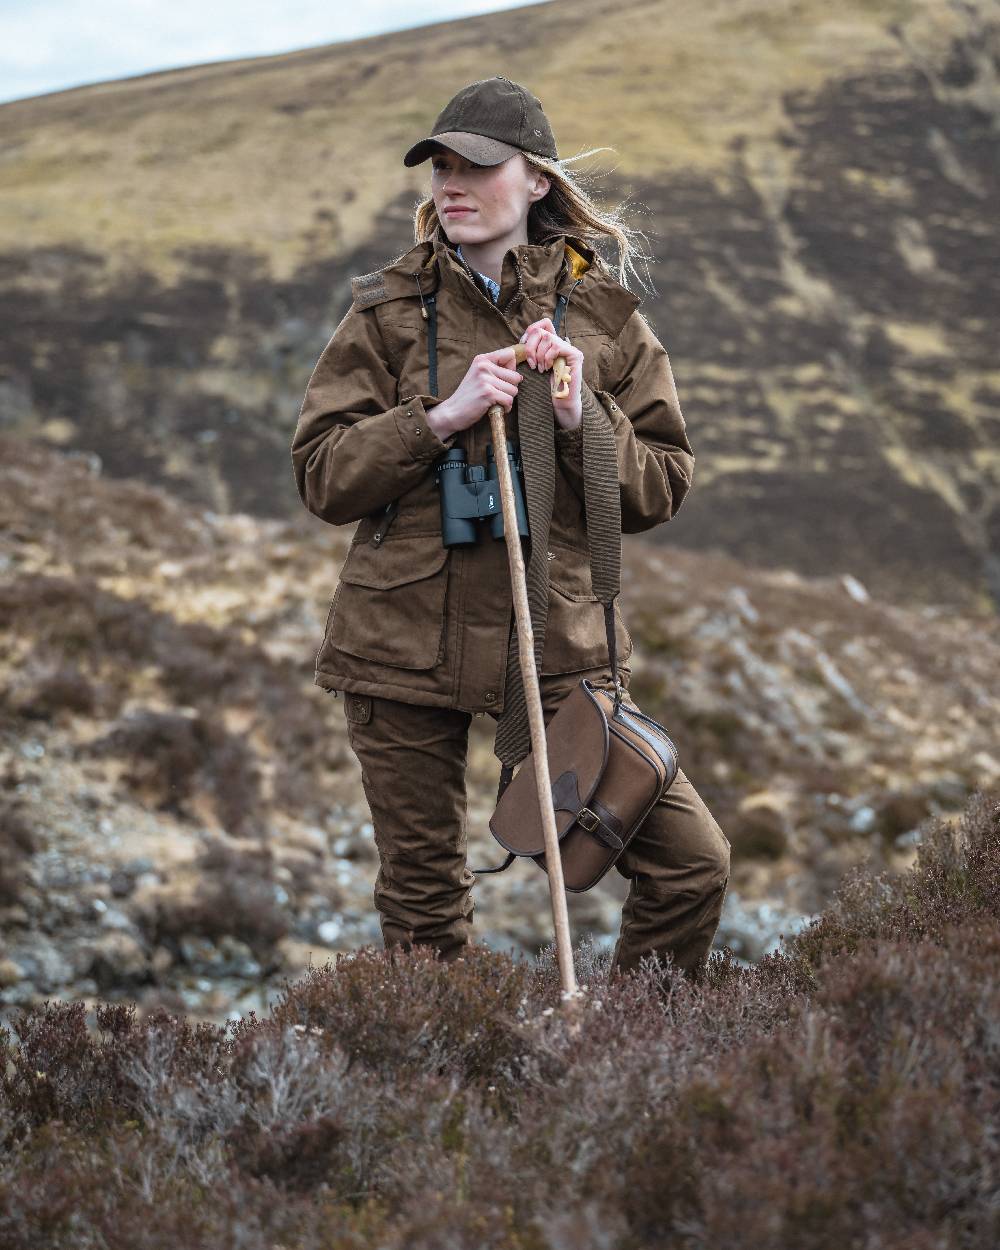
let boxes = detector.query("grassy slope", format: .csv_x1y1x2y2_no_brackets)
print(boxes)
0,0,929,284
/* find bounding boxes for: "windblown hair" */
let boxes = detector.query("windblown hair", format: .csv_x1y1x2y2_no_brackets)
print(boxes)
411,145,656,297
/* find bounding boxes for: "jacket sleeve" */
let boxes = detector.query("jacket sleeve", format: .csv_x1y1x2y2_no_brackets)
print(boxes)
291,303,459,526
554,311,695,533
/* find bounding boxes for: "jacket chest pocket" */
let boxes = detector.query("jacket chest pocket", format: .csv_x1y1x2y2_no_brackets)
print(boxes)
328,535,451,669
570,331,613,392
379,312,472,404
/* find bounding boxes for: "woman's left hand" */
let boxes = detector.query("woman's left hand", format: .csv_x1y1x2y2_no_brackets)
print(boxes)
519,319,583,431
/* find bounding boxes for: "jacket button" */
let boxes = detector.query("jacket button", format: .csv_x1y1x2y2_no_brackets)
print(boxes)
484,691,496,704
546,550,554,560
414,427,422,435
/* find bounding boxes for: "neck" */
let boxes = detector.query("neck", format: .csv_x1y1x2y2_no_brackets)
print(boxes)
454,227,530,285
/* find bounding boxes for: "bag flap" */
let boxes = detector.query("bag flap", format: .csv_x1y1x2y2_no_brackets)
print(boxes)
338,535,449,590
489,681,609,857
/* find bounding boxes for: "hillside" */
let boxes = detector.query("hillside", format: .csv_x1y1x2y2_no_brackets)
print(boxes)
0,0,998,606
1,437,997,1021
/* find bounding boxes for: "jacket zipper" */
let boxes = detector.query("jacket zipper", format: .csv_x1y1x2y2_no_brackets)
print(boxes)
450,247,525,333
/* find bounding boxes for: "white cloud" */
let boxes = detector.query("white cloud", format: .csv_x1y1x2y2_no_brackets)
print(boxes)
0,0,548,104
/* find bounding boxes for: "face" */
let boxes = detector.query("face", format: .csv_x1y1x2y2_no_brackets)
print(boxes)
429,147,550,245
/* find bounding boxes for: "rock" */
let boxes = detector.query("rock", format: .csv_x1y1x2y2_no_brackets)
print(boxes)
100,907,136,932
849,805,877,833
130,877,198,931
841,574,870,603
733,792,792,860
216,935,261,977
151,945,174,977
88,932,149,990
0,957,25,988
109,869,134,897
179,935,222,969
726,586,760,625
16,934,75,991
716,891,815,962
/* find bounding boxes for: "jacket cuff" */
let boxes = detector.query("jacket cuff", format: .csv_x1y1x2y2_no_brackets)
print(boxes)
394,394,457,462
555,384,605,499
554,424,583,451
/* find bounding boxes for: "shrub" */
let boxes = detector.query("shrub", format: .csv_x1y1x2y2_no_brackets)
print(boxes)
82,708,263,837
134,837,289,961
0,789,996,1249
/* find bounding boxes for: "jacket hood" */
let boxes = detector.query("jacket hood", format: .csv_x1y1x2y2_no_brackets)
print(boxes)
350,229,641,339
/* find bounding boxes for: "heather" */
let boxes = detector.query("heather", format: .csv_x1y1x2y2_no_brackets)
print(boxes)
2,789,997,1249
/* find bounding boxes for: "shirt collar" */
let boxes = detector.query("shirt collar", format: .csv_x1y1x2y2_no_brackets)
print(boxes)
456,244,500,303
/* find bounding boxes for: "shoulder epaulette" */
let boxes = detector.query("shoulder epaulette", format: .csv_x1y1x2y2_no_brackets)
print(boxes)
349,242,435,312
350,269,390,310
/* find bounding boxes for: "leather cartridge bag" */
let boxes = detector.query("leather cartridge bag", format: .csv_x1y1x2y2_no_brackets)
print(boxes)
485,635,680,892
475,371,680,893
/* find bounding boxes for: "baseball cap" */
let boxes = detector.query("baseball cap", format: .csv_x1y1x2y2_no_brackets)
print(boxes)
403,76,558,167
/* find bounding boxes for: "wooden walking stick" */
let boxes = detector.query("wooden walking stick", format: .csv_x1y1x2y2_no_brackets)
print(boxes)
486,341,583,1014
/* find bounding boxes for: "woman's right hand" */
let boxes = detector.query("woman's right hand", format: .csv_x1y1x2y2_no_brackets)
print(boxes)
427,346,522,441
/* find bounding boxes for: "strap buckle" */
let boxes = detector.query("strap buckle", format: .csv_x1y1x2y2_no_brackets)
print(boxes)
577,807,600,832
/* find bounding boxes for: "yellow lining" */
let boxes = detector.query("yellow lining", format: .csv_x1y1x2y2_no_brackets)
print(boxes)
564,242,591,280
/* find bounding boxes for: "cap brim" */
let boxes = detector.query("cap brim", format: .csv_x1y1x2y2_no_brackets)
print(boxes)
402,131,523,168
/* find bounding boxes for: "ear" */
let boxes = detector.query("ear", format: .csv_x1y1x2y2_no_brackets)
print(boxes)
529,171,551,203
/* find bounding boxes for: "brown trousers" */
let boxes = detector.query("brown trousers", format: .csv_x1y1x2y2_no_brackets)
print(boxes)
341,662,731,982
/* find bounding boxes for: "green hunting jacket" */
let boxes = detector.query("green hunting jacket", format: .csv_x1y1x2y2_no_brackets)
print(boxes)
290,228,694,714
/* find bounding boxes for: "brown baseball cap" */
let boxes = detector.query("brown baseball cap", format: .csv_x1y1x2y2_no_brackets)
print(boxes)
403,76,558,167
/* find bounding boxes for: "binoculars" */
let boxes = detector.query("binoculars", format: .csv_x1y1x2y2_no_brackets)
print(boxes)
434,440,530,546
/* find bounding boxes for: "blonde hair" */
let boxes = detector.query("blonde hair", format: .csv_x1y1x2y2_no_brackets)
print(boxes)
411,146,656,298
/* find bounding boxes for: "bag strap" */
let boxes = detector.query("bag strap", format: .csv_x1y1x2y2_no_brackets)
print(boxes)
492,316,623,796
557,273,623,713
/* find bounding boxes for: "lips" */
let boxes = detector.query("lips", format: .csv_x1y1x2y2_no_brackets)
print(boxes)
444,207,475,216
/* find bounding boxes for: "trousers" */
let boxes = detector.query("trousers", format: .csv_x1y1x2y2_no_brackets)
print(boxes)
340,661,731,982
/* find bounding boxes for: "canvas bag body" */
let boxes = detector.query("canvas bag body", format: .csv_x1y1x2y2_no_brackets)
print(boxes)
488,661,679,891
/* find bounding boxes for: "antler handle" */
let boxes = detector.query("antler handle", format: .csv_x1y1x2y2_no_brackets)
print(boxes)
486,342,571,422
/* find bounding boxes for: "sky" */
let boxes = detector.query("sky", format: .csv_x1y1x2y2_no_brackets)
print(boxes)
0,0,550,106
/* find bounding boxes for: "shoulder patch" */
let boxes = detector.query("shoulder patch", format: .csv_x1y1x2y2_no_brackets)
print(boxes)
350,270,389,310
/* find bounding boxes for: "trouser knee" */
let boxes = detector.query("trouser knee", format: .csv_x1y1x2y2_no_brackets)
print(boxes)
611,767,731,980
342,692,475,961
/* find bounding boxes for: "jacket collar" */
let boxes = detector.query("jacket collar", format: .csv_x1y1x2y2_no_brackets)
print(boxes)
351,228,641,338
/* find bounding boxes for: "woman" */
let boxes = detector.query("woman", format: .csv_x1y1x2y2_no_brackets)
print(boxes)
291,76,730,984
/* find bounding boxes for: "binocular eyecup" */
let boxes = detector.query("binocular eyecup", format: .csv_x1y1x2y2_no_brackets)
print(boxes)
434,440,530,546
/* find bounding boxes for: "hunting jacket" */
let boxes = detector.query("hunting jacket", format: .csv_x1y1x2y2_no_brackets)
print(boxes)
290,228,695,714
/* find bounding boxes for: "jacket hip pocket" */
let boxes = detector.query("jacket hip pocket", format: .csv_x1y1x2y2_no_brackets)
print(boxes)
328,535,451,670
540,542,633,675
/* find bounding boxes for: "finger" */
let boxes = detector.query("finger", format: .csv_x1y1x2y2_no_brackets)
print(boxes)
519,318,555,342
520,329,542,367
520,322,556,360
526,327,555,369
489,385,515,410
484,345,520,367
